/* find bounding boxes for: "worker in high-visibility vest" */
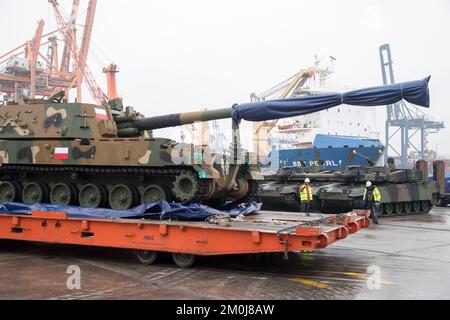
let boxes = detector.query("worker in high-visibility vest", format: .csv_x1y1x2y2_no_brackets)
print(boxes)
363,180,381,224
299,177,313,216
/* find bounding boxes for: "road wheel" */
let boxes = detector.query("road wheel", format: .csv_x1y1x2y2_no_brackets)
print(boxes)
141,184,169,203
0,181,22,202
172,253,196,268
79,183,107,208
393,202,403,214
412,201,421,213
50,183,78,205
383,203,394,215
22,182,49,203
403,201,412,214
135,250,158,265
109,184,138,210
421,200,432,213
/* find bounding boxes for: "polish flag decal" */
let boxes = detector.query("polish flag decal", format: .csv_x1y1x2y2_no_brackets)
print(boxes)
95,107,108,120
54,147,69,160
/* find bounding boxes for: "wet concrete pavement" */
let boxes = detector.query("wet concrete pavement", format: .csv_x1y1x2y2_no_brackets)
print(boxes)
0,207,449,300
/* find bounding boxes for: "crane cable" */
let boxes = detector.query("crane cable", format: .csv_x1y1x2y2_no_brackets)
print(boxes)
256,73,297,99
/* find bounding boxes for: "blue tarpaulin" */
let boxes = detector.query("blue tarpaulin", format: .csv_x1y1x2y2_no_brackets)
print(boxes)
0,201,261,221
232,76,430,122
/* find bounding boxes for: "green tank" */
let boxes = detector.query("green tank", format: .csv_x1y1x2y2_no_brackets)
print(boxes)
259,159,441,217
0,92,260,209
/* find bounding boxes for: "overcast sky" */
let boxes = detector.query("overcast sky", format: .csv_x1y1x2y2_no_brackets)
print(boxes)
1,0,449,155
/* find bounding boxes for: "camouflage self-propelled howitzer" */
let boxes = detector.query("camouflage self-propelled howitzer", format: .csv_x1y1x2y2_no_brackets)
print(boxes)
0,92,261,209
0,76,431,210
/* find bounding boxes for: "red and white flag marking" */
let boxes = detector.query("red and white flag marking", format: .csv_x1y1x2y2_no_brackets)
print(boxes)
54,147,69,160
95,107,108,120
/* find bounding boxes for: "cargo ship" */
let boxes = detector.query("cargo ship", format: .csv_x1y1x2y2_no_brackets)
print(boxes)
265,102,384,169
267,133,384,169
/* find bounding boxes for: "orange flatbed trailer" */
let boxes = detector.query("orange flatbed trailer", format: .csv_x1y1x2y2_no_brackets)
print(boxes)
0,210,370,267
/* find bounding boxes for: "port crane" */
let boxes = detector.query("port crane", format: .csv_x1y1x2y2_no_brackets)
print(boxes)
379,43,444,168
250,56,334,160
178,57,334,150
0,0,109,105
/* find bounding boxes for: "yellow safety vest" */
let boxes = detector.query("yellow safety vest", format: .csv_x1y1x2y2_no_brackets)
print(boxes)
299,184,312,201
363,187,381,202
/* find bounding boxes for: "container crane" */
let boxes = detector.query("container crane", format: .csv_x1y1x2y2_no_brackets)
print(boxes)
379,43,444,168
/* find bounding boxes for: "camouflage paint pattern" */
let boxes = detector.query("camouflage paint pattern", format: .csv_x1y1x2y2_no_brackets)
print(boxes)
0,100,260,206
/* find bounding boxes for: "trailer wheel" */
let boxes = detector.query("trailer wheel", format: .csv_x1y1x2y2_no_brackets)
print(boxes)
135,250,158,265
172,253,196,268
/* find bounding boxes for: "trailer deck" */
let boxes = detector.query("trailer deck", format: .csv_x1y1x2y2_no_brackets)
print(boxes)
1,207,449,299
0,209,369,267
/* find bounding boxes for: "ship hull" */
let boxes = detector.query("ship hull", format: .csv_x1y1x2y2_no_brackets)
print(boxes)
269,146,384,169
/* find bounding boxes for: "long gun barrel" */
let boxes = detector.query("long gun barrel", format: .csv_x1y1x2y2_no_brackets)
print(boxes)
117,77,430,137
133,108,232,131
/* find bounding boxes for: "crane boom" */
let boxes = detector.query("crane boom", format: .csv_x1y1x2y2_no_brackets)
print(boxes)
29,20,45,99
59,0,80,73
78,0,97,102
49,0,108,105
252,68,316,159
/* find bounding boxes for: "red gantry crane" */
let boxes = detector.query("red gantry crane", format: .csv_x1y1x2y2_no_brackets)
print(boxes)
0,0,108,105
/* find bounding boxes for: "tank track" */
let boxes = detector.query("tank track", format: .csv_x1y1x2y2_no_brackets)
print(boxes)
0,164,190,178
370,201,433,218
0,164,211,203
317,200,433,217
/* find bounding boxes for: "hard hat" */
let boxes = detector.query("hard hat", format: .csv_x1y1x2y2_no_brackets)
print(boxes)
366,181,372,188
305,178,310,183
